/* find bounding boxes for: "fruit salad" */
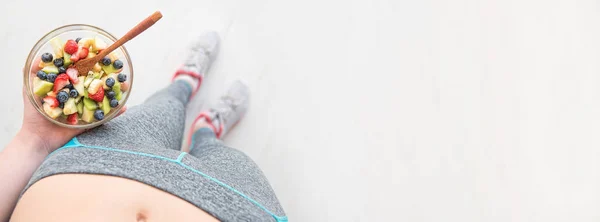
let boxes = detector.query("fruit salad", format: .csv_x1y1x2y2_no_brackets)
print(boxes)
31,36,130,125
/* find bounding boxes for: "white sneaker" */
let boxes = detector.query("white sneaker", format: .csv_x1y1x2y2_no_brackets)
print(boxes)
181,31,220,75
191,80,249,139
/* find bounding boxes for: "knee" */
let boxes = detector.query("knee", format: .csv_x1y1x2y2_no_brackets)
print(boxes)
222,147,254,162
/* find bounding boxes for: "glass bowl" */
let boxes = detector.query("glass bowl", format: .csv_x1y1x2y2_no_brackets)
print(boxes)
23,24,133,129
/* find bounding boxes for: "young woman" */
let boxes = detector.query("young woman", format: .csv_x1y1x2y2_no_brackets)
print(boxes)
1,32,287,222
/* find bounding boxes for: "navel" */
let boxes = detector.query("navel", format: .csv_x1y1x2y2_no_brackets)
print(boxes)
136,212,148,222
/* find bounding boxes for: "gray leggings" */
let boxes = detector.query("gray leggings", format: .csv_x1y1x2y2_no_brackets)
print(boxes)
25,81,287,222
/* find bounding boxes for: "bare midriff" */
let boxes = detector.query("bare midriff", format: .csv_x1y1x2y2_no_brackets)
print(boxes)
11,174,219,222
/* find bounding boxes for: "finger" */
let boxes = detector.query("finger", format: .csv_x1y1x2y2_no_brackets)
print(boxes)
72,128,87,136
116,106,127,117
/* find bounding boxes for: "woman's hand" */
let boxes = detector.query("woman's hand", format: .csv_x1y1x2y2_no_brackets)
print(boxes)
19,86,126,155
20,86,83,154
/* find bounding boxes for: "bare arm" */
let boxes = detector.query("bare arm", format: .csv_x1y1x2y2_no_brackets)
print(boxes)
0,130,48,221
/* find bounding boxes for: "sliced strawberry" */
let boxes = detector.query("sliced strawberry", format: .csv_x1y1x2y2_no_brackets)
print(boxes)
89,87,104,102
77,47,89,60
66,68,79,83
53,74,70,92
70,52,80,62
43,96,59,108
67,113,79,125
64,40,78,55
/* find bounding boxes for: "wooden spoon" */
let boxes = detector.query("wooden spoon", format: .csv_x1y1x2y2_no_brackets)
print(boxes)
73,11,163,75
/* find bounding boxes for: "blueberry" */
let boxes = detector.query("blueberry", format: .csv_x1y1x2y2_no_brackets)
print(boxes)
105,77,115,88
117,73,127,82
58,66,66,74
36,70,47,80
58,103,64,109
110,99,119,108
69,89,78,98
53,58,64,67
75,37,82,43
46,73,57,83
94,109,104,120
101,57,111,66
106,91,116,99
65,84,74,90
41,53,53,63
57,91,69,103
113,59,123,69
